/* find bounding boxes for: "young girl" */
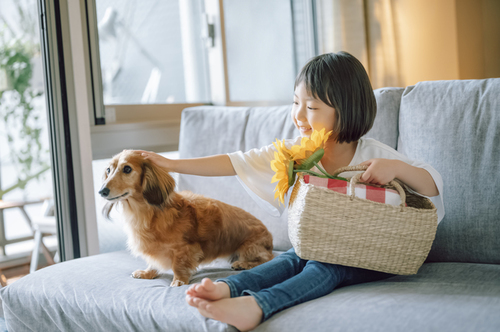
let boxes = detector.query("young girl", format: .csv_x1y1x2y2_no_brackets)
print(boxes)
141,52,444,331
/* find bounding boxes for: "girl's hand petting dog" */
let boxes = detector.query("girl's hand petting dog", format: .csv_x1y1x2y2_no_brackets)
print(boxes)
137,150,173,170
136,150,236,177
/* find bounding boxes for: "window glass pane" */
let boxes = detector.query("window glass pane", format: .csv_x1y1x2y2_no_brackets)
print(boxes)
0,0,57,270
223,0,296,102
95,0,210,104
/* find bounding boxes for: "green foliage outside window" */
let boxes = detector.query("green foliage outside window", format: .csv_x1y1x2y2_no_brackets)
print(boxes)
0,2,50,200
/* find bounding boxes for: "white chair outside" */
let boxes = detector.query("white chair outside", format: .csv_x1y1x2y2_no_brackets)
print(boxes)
30,199,58,273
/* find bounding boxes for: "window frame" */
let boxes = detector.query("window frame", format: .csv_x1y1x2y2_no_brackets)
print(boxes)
38,0,100,260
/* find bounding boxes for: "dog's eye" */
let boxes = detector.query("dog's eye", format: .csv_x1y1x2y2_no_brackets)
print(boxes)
106,168,110,174
123,165,132,174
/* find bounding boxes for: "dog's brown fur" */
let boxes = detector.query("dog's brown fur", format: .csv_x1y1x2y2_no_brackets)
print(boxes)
100,150,274,287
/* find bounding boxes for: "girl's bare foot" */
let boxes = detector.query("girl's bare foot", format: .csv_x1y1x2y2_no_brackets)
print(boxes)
188,296,263,332
185,278,230,301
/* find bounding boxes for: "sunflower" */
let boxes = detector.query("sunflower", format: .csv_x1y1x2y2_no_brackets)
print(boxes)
291,128,332,167
270,139,295,205
270,130,334,205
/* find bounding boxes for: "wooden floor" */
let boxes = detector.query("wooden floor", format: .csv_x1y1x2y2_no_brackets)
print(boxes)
0,262,51,287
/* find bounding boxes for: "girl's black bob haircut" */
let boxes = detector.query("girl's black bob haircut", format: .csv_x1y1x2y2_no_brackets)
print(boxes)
294,51,376,144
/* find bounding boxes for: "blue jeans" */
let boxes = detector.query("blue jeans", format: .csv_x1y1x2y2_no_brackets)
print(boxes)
218,248,393,322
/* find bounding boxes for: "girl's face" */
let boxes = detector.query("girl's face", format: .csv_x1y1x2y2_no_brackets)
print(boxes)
292,82,337,138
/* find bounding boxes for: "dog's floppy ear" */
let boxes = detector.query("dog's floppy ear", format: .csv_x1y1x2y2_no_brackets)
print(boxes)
142,161,175,207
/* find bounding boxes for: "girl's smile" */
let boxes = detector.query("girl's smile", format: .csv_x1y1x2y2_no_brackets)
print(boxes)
296,123,312,135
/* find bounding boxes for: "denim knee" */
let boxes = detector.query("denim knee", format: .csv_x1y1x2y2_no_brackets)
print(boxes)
279,248,302,263
304,261,393,289
277,248,306,273
304,261,348,288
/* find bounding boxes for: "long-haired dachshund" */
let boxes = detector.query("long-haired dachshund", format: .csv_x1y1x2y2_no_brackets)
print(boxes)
99,150,274,287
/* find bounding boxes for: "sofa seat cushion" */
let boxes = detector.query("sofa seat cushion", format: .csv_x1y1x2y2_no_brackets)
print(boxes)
256,262,500,332
1,251,238,332
2,252,499,332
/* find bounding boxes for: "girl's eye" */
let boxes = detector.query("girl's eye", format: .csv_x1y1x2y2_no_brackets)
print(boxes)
106,168,110,174
123,166,132,174
307,107,316,110
293,101,298,105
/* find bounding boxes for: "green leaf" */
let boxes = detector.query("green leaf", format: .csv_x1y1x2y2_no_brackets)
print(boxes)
295,149,325,171
287,160,296,187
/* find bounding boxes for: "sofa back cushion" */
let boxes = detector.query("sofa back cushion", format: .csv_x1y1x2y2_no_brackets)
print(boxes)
397,79,500,264
366,87,404,149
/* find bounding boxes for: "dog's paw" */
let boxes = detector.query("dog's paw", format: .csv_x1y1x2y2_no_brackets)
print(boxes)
132,269,158,279
170,279,186,287
231,261,255,271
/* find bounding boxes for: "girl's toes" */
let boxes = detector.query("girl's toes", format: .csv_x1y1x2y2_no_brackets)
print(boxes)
201,278,215,290
198,299,212,312
193,297,202,305
186,295,193,306
186,295,204,308
198,299,207,308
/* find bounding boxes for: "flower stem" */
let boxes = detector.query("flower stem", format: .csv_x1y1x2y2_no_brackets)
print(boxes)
295,169,330,178
288,160,296,187
294,163,349,181
313,161,331,178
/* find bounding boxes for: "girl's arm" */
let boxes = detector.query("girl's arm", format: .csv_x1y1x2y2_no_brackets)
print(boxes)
359,159,439,197
137,151,236,177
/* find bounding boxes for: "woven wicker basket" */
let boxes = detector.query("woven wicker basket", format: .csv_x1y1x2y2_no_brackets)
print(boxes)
288,165,438,275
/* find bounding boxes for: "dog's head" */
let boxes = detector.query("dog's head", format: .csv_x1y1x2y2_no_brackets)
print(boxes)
99,150,175,217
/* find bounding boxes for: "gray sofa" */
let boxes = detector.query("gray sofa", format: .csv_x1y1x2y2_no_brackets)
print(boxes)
1,79,499,331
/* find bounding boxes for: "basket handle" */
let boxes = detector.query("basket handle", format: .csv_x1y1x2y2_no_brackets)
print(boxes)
331,165,370,177
349,173,406,211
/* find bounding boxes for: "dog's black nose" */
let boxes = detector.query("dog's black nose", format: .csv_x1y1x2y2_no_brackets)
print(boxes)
99,187,110,197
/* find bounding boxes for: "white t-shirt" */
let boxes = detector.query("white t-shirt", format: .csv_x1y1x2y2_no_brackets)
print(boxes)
228,137,445,223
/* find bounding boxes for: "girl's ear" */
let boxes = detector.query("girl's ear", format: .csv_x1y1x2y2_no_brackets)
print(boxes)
142,161,175,207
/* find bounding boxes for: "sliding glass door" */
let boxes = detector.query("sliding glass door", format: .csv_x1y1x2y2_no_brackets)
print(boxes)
37,0,100,261
0,0,57,274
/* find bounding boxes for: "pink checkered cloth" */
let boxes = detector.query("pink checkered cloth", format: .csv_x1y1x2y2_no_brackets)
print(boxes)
303,175,404,206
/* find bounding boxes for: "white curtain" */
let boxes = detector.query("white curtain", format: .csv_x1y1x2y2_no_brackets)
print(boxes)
316,0,401,89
